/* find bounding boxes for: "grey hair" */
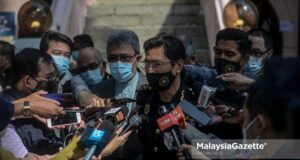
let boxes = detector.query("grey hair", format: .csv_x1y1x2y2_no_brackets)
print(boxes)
107,29,140,55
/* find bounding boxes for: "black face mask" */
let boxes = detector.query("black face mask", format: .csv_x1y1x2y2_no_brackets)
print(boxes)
30,79,59,93
146,71,175,92
214,58,241,75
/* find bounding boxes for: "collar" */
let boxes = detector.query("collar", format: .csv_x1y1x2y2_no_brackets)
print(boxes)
6,87,28,100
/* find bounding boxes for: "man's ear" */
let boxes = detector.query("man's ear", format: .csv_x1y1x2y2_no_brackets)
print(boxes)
240,55,249,66
24,75,33,88
174,59,184,74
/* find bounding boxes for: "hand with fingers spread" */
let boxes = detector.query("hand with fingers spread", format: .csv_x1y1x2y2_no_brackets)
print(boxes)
91,127,132,160
217,73,255,91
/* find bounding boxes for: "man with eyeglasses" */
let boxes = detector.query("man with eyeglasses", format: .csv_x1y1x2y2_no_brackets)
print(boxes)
243,29,273,79
135,33,200,160
71,29,146,159
217,29,273,91
71,29,147,112
0,48,64,155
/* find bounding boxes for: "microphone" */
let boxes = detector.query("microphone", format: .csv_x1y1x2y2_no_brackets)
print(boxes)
157,105,184,149
119,114,142,136
157,105,191,160
81,120,115,160
192,82,217,108
104,106,128,125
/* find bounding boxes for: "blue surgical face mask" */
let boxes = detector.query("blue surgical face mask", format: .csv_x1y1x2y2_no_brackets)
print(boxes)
243,56,263,79
80,68,103,86
109,61,134,82
51,55,70,76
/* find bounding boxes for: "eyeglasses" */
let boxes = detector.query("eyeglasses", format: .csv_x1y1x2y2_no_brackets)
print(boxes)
142,60,174,70
33,71,59,82
107,54,136,63
249,49,272,58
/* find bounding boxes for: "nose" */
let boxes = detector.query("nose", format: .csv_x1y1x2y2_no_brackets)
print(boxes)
220,53,226,59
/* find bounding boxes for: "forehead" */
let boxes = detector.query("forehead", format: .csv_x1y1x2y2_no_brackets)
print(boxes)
47,41,71,53
145,46,169,61
78,50,100,65
38,59,56,75
216,40,239,50
249,36,266,51
108,44,135,56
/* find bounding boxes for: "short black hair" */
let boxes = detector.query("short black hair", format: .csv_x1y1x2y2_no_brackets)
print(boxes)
107,29,140,55
248,29,273,50
246,58,300,134
40,30,73,53
0,41,15,60
144,33,185,62
73,34,94,50
215,28,252,56
13,48,55,84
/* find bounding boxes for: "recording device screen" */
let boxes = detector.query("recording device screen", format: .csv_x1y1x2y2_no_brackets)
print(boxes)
48,112,81,127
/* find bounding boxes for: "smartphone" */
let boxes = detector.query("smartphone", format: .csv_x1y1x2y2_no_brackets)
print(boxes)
179,100,212,126
110,98,136,106
43,93,75,108
47,111,81,127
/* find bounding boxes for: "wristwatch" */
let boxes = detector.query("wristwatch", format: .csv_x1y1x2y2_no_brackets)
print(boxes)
22,101,32,118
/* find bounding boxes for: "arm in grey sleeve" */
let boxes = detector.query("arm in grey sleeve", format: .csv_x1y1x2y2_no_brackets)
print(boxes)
71,75,91,101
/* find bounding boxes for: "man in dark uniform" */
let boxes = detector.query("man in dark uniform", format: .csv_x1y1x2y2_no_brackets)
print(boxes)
136,34,197,160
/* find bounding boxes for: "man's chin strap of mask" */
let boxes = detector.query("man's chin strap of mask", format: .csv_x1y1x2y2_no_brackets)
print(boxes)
242,116,261,158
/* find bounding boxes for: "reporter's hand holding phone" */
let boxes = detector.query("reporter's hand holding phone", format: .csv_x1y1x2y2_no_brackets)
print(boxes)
13,90,65,119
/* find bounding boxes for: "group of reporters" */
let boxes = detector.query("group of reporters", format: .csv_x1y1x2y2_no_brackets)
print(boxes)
0,27,299,160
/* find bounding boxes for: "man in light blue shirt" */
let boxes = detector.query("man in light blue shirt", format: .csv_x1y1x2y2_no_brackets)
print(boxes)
71,29,147,115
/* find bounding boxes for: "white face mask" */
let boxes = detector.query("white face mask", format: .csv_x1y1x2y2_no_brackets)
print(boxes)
242,116,259,143
242,116,261,158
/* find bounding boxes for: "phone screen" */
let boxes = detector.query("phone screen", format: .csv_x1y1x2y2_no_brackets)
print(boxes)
48,112,80,126
179,100,212,126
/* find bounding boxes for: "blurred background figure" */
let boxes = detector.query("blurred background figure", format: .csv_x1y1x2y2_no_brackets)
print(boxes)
71,34,95,70
177,34,196,65
0,41,15,91
243,29,273,79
